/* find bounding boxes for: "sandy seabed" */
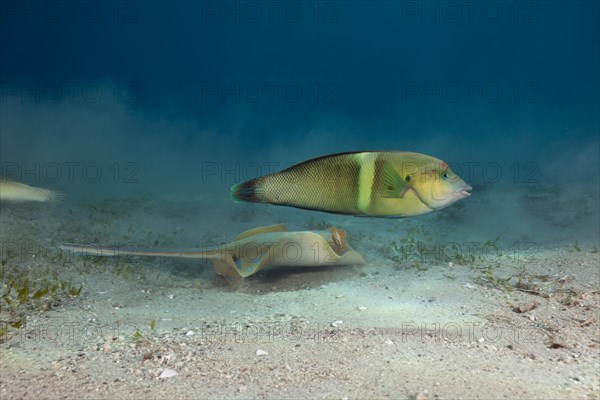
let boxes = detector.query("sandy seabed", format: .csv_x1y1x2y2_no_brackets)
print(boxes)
1,185,599,399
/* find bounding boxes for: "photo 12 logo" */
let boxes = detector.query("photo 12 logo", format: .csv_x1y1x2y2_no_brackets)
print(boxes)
0,1,140,24
400,321,546,344
199,81,340,105
0,81,141,104
0,161,140,185
199,160,541,185
391,239,540,264
2,321,139,344
399,1,540,24
199,1,339,24
446,161,540,185
197,321,341,344
400,81,540,104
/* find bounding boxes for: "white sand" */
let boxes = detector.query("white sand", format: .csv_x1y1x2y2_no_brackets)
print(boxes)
1,186,598,399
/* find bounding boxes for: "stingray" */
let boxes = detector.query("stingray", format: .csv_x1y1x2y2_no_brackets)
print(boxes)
60,224,366,284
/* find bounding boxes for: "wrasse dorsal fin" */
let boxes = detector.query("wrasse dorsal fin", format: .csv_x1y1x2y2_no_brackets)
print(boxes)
233,224,288,241
377,161,410,198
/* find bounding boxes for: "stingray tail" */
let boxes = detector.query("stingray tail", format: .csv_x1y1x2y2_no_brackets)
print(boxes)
60,243,221,259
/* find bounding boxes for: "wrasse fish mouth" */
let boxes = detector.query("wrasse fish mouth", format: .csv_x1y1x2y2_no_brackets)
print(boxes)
457,184,473,198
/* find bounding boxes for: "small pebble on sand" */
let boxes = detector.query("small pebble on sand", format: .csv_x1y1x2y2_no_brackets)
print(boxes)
159,369,178,379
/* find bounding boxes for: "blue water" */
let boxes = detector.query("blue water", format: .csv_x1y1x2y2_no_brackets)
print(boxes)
0,5,599,398
1,1,599,246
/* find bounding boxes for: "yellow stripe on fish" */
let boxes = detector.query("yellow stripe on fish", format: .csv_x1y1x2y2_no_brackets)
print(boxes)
0,179,63,202
356,152,376,214
230,151,472,217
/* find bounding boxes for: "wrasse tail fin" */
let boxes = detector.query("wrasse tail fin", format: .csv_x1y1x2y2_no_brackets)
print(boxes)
230,178,264,203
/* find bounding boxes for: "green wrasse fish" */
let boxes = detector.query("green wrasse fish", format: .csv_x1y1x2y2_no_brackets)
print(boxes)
0,179,63,202
230,151,472,217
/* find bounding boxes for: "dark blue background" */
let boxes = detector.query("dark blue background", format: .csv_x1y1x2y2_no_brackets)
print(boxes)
1,1,599,190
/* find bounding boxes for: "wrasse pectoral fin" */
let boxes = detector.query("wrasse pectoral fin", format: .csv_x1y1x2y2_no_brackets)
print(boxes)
377,161,409,198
